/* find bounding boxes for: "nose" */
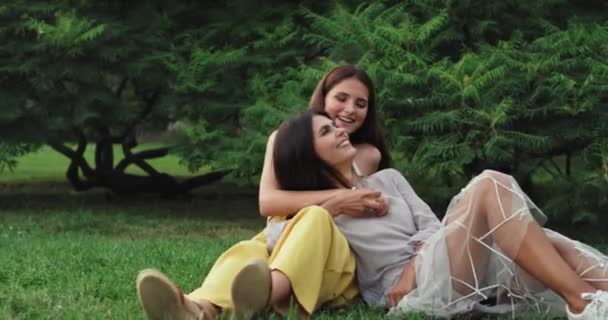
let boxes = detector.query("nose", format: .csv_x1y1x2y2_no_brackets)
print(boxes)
343,101,355,114
335,126,347,137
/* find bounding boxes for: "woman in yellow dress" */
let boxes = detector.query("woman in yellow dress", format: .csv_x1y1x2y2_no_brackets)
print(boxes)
135,65,392,320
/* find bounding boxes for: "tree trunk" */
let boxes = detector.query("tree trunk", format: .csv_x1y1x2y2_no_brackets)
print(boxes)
51,138,230,197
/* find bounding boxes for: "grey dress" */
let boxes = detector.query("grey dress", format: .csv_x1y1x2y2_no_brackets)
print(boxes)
262,168,441,307
266,169,608,318
333,168,441,307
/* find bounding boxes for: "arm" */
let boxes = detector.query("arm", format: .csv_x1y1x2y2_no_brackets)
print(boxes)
259,131,344,217
389,169,441,246
387,255,417,307
386,171,440,307
387,242,425,307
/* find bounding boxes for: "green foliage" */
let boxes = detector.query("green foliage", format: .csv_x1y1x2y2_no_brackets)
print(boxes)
1,0,606,222
0,1,173,145
0,143,39,172
235,1,608,223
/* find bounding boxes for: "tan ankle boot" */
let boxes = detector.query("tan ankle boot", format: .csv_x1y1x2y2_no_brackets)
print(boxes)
230,258,272,320
136,269,205,320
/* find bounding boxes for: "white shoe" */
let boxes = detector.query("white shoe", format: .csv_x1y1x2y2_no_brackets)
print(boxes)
567,291,608,320
230,258,271,320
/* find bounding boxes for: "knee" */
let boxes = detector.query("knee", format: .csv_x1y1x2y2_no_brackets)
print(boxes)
472,170,513,194
293,206,333,226
479,170,512,184
231,240,267,255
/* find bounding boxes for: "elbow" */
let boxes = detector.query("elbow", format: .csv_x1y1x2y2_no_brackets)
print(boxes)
259,205,272,217
258,194,276,217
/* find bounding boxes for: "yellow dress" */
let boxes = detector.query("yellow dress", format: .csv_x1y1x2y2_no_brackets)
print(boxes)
187,206,358,315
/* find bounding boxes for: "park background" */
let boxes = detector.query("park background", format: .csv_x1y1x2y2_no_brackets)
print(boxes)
0,1,606,319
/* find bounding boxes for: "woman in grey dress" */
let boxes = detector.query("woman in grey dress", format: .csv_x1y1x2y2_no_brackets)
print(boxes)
268,109,608,320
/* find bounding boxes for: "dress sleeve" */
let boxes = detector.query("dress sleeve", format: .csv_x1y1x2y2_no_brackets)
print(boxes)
387,169,441,247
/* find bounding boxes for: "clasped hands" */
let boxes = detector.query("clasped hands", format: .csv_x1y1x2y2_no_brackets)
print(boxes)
321,188,389,218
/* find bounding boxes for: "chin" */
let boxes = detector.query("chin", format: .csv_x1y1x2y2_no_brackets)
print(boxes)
344,126,358,135
346,147,358,157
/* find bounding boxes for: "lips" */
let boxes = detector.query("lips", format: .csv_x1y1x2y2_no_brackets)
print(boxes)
337,139,351,148
337,116,355,124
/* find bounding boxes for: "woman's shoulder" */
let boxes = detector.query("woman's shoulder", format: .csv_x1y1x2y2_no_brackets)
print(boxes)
370,168,401,179
354,143,381,176
364,168,403,185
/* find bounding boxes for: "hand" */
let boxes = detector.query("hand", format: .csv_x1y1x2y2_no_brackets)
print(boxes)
321,188,388,217
386,258,417,308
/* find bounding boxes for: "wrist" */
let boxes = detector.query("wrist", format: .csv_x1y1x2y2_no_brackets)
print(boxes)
321,201,341,217
401,257,416,275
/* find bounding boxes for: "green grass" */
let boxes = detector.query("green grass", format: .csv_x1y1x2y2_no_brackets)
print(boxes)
0,206,388,320
0,202,569,320
0,144,204,183
0,146,586,319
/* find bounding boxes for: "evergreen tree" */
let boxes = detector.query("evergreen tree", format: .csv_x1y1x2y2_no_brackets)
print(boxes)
241,1,608,222
0,1,229,195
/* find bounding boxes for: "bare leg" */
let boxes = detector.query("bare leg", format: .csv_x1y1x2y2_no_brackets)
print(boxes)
513,225,593,312
446,170,595,313
268,270,308,318
269,270,292,306
552,237,608,291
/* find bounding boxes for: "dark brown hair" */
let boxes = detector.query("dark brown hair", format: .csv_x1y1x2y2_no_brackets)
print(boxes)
273,110,351,191
309,65,391,169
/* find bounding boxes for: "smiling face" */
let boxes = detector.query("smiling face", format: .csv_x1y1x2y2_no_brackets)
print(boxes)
312,115,357,168
323,77,369,134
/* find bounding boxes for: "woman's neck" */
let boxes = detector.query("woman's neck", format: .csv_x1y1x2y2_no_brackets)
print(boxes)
335,160,360,187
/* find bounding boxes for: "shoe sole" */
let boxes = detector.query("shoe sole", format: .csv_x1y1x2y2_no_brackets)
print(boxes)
230,258,271,320
136,269,199,320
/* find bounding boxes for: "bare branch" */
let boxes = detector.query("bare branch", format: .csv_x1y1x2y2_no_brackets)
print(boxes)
120,143,160,176
66,158,96,191
115,87,162,142
115,147,169,173
549,158,564,176
72,127,88,156
48,140,95,177
179,169,232,192
115,77,129,97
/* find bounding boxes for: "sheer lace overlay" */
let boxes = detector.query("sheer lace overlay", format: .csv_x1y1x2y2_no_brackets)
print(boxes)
391,170,608,318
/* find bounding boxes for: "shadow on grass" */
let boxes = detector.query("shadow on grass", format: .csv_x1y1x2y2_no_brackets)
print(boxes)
0,181,259,215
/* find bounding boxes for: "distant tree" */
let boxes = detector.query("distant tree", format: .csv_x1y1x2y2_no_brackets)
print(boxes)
0,1,229,196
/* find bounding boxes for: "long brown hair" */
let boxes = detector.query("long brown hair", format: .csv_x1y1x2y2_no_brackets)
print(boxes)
309,65,391,169
273,110,351,191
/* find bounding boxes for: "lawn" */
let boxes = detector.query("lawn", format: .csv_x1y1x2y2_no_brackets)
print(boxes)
0,147,589,319
0,199,566,320
0,144,204,183
0,201,395,320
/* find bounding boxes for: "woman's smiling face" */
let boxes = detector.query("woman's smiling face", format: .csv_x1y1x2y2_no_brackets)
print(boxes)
323,77,369,134
312,115,357,168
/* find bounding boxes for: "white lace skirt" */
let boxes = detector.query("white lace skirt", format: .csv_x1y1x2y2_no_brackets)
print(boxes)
392,170,608,318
